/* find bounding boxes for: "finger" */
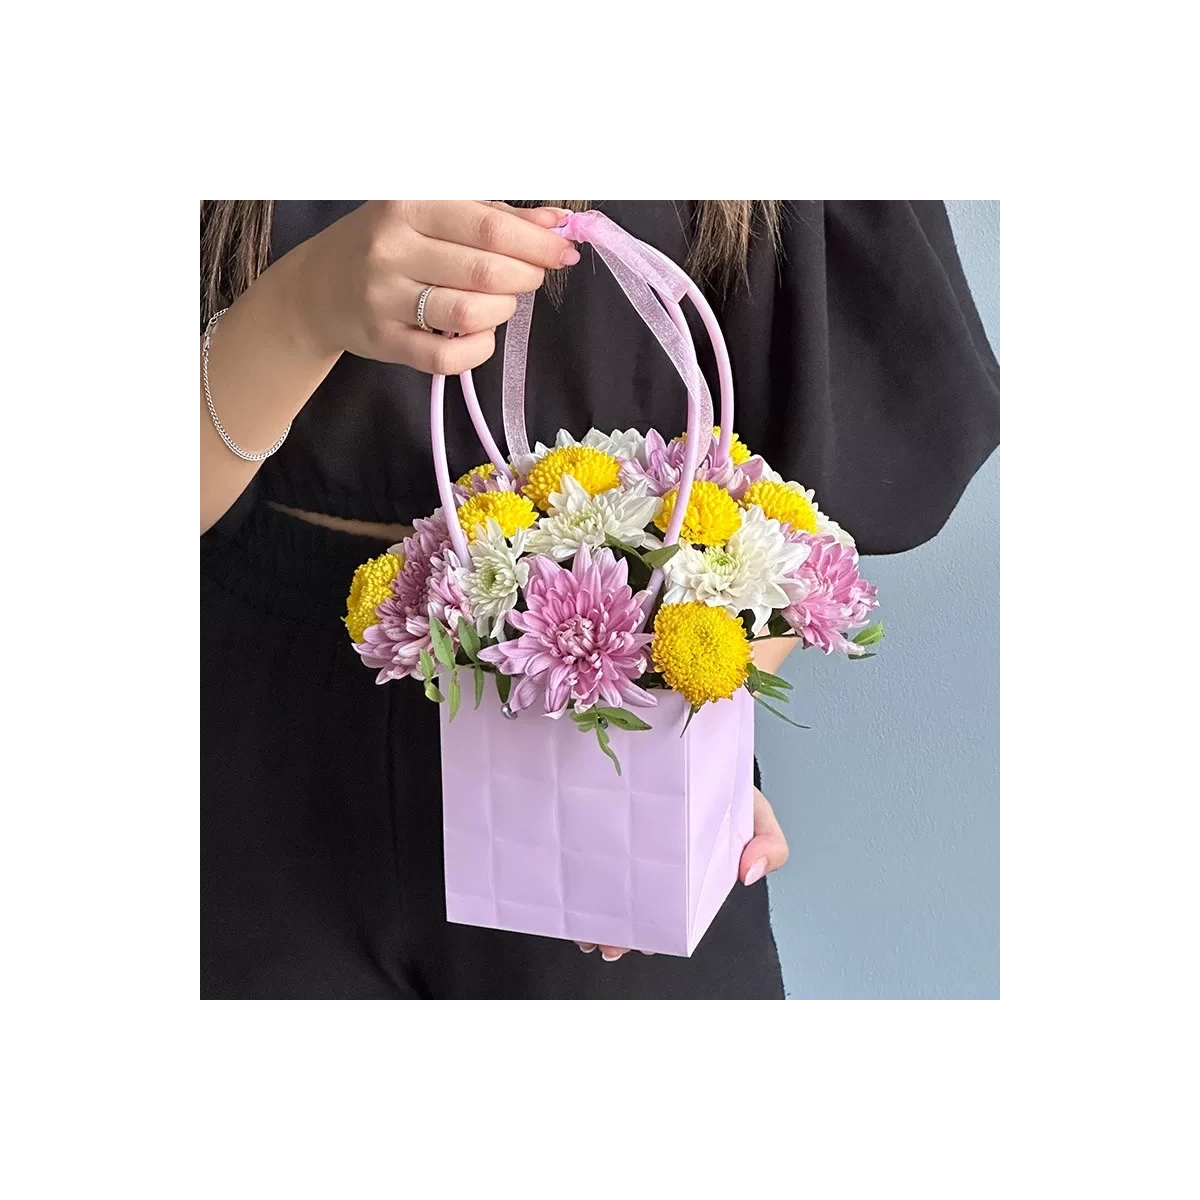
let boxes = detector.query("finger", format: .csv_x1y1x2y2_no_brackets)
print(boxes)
373,326,497,376
410,200,578,270
404,238,551,294
577,942,597,954
398,282,517,335
739,787,789,886
599,945,630,962
484,201,572,230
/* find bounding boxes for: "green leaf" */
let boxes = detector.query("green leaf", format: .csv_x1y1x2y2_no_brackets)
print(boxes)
851,622,885,648
603,534,648,564
753,668,794,693
495,671,512,705
458,622,482,663
448,670,461,721
595,725,622,776
570,709,599,731
752,693,809,729
418,648,436,683
767,613,792,639
424,679,444,704
473,664,485,709
680,704,701,738
848,651,876,662
593,706,653,732
428,615,455,670
642,543,681,569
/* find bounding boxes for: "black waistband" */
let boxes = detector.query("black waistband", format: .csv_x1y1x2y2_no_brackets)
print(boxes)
201,502,396,625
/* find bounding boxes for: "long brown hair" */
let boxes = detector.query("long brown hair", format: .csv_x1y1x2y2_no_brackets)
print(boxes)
201,200,782,322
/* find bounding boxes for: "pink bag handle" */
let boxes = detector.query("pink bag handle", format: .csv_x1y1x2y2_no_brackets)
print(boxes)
431,210,736,607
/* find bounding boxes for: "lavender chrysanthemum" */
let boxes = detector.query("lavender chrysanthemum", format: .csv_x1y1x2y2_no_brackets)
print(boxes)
781,534,878,655
621,429,766,501
478,544,656,717
355,510,471,683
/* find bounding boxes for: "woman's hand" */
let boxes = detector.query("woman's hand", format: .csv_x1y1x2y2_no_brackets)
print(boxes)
293,200,579,376
577,787,790,962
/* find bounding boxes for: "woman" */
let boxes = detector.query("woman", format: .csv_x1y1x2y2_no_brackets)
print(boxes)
201,200,999,1000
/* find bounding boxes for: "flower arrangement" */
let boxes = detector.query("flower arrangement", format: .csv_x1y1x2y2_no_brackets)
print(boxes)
345,426,882,772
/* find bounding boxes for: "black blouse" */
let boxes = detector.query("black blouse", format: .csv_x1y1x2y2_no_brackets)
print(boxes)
226,201,998,556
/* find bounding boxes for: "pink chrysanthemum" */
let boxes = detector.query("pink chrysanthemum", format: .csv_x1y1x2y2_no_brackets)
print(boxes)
781,534,878,655
478,544,656,717
452,464,518,501
355,511,472,682
621,429,766,501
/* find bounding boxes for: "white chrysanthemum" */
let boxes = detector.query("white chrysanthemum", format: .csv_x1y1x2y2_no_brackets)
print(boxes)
756,468,855,549
457,519,530,638
514,427,648,476
524,475,663,561
662,505,811,633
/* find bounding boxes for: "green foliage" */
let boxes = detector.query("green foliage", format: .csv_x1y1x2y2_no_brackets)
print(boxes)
418,649,436,683
747,663,793,701
495,671,512,705
642,543,681,569
458,622,482,662
447,670,461,720
592,706,653,732
750,692,809,728
427,615,455,669
767,613,793,638
851,622,885,647
473,664,485,709
603,535,653,592
594,725,621,776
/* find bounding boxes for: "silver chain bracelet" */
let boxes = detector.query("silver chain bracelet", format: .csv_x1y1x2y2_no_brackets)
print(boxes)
203,308,292,462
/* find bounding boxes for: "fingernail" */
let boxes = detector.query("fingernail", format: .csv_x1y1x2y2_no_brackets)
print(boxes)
578,943,596,953
639,950,656,956
600,950,623,962
743,857,768,886
559,246,581,267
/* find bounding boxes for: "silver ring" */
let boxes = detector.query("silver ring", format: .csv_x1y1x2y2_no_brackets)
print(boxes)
415,285,435,332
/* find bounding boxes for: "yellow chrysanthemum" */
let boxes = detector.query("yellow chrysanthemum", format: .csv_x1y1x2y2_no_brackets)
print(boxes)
741,480,819,535
455,490,538,542
344,552,403,643
651,603,752,707
522,446,621,511
654,480,741,546
674,426,753,466
456,462,498,489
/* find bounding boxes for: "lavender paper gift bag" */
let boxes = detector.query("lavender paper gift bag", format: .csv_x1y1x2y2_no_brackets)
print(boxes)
441,686,754,957
424,210,761,957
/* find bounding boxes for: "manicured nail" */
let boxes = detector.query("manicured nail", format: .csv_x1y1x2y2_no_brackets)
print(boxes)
600,950,624,962
578,943,596,953
560,246,581,266
743,857,768,886
639,950,656,956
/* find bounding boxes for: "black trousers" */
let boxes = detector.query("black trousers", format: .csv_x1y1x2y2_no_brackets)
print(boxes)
201,504,784,999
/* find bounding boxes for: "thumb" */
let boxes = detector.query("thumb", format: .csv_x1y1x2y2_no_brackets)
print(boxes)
740,787,789,887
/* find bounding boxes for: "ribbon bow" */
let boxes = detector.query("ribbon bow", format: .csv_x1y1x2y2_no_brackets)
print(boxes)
502,210,714,465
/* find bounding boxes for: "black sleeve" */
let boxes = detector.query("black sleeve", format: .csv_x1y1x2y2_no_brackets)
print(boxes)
721,201,999,555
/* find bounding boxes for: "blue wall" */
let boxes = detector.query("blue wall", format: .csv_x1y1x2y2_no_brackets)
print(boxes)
759,201,999,1000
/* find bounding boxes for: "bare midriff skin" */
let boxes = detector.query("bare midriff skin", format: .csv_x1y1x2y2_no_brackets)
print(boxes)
270,502,415,545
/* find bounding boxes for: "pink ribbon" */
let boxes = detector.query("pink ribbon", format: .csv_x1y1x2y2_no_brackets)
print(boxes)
501,210,714,466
